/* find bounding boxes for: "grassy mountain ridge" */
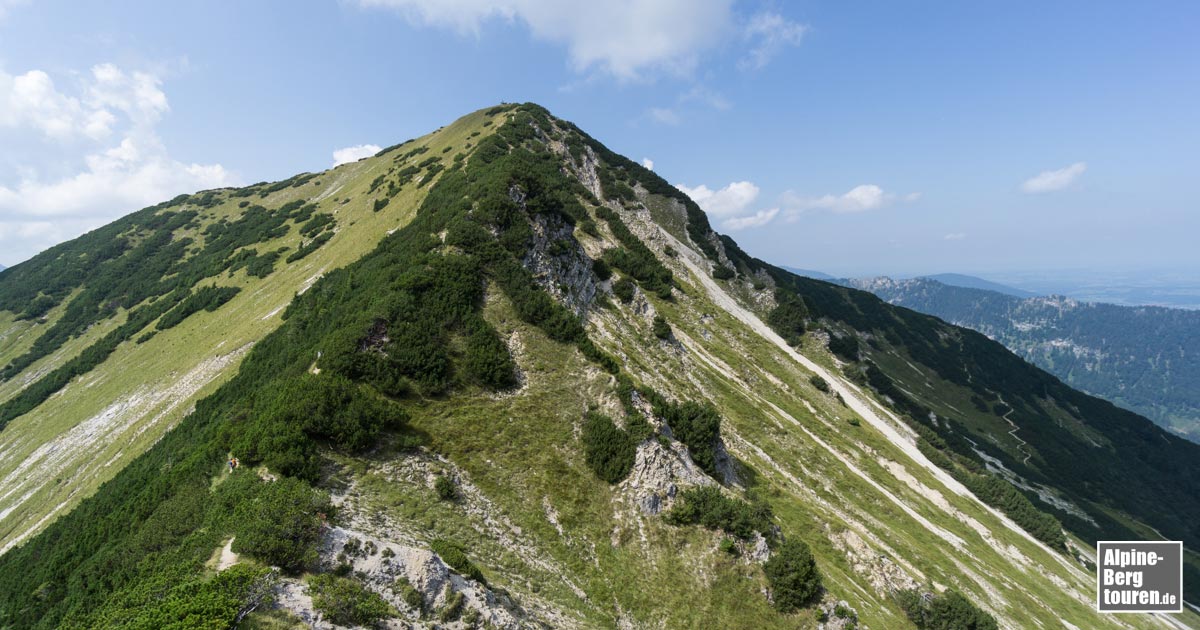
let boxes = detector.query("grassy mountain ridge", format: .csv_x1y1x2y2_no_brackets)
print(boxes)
852,276,1200,442
0,103,1195,629
0,106,497,553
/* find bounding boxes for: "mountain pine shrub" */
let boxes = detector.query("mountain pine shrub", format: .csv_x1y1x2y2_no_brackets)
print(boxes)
581,412,636,483
764,539,822,612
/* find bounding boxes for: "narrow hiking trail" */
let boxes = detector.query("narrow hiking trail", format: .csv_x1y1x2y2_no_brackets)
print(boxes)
997,395,1033,465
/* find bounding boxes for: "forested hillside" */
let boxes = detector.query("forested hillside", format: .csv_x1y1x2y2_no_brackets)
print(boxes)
0,104,1195,629
851,276,1200,442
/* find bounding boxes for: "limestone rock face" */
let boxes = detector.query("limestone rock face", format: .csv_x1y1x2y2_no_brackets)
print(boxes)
619,438,714,517
273,526,528,630
511,185,601,317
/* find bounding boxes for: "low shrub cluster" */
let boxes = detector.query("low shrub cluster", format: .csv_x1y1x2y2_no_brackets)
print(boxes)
612,277,635,303
827,333,860,362
231,476,332,573
392,576,425,613
155,285,241,331
652,315,671,340
654,399,721,477
308,574,394,626
81,564,275,630
764,539,822,612
285,232,333,263
592,258,612,280
895,588,998,630
581,411,636,483
435,476,457,501
220,374,411,480
430,539,486,585
767,292,808,345
664,486,773,540
594,206,672,299
299,212,335,237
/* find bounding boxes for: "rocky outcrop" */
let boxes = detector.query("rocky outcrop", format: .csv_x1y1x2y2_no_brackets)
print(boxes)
619,438,715,516
272,526,529,630
816,595,860,630
712,438,743,488
510,185,601,317
829,527,920,596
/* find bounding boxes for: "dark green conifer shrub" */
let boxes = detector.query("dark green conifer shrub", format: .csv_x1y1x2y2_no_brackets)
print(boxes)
712,266,735,280
652,315,671,340
664,486,773,540
430,539,486,584
768,292,808,345
764,539,822,612
655,400,721,477
612,277,635,303
231,477,331,573
581,412,636,483
895,588,998,630
308,574,393,626
592,258,612,280
435,476,457,501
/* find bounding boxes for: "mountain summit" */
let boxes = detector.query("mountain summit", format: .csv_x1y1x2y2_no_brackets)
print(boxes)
0,104,1196,629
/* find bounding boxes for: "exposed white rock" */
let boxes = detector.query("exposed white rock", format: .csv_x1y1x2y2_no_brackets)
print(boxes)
617,437,714,517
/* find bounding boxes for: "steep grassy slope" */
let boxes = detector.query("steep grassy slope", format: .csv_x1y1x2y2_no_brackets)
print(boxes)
0,104,1196,630
0,107,501,552
719,249,1200,600
850,276,1200,442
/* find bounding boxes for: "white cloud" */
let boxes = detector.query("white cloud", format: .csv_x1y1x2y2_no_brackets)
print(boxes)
680,85,731,111
332,144,382,167
647,107,680,125
0,64,234,264
677,180,778,230
741,12,808,70
784,184,894,214
641,157,654,170
723,207,778,230
1,69,103,140
676,181,759,217
0,64,170,142
676,178,915,231
87,64,169,126
0,135,233,219
1021,162,1086,193
943,232,966,240
0,0,28,20
357,0,736,80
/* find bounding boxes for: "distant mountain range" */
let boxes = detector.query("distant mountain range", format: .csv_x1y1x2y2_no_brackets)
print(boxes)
849,276,1200,442
985,270,1200,310
783,269,1035,297
779,266,834,280
918,273,1035,298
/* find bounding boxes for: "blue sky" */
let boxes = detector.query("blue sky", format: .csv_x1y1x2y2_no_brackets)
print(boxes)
0,1,1196,276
